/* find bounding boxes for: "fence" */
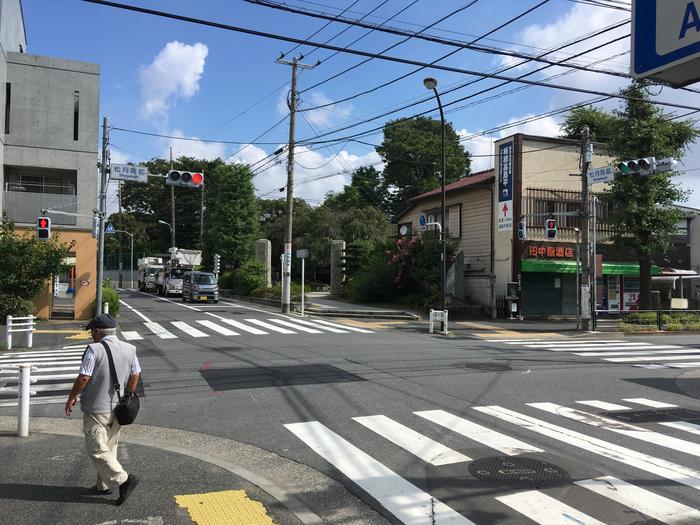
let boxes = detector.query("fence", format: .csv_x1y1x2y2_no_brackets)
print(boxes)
595,309,700,332
5,315,35,349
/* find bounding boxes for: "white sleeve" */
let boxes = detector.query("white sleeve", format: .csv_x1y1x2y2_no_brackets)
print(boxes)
78,347,96,376
130,354,141,375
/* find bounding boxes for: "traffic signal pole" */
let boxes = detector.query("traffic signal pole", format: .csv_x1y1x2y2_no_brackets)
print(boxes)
170,147,176,253
276,55,317,313
96,116,109,315
580,126,592,331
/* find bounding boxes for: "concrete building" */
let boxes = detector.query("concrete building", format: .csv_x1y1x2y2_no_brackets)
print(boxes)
0,0,100,320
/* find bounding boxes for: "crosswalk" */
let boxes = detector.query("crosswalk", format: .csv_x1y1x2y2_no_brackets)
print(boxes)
0,344,86,407
486,337,700,369
122,316,371,341
286,396,700,524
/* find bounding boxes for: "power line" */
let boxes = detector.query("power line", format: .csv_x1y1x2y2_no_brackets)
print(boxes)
87,2,700,140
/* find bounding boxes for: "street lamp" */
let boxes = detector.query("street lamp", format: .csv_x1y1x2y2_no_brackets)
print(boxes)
424,76,447,319
158,220,175,254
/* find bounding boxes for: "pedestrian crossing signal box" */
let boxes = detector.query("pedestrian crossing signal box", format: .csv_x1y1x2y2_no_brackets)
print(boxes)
506,282,519,300
36,216,51,240
545,218,557,240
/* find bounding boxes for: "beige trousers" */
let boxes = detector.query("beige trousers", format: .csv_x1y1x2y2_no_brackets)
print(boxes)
83,412,128,490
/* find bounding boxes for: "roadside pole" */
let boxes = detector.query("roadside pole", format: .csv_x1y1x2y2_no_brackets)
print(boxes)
96,116,109,316
170,147,176,253
300,257,305,317
580,127,592,330
118,180,123,289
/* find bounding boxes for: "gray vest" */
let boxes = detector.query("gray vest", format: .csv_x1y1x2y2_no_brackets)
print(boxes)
80,336,137,414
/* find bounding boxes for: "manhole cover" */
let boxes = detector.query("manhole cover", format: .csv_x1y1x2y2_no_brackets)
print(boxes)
602,408,700,424
464,363,512,372
468,456,569,488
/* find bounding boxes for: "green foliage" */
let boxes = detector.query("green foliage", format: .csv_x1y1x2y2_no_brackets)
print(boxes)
0,294,34,321
202,163,261,271
91,283,120,317
345,248,399,304
0,215,72,302
220,259,267,295
378,116,470,218
324,167,386,211
250,282,310,301
562,81,699,308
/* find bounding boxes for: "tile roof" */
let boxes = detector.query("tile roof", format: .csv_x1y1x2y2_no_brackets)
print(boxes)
409,169,495,201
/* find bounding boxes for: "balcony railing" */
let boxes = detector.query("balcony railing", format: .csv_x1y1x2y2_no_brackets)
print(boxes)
2,190,77,225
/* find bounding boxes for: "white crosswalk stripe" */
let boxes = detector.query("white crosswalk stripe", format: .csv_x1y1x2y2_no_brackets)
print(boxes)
245,318,295,334
283,317,350,333
121,331,143,341
486,336,700,369
196,320,239,336
623,398,678,408
171,321,208,338
144,322,177,339
217,318,268,335
266,318,322,333
287,398,700,524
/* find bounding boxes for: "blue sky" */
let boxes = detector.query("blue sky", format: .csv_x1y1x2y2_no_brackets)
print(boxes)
22,0,700,209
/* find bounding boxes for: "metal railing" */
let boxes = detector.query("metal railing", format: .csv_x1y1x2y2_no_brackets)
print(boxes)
5,315,35,349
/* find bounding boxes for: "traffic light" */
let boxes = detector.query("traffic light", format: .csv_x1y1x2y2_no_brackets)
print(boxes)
517,218,527,241
545,218,557,240
213,254,220,274
166,170,204,188
36,216,51,240
616,157,656,176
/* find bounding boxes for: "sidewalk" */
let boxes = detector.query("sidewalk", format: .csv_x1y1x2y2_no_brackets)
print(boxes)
0,416,386,525
304,292,420,320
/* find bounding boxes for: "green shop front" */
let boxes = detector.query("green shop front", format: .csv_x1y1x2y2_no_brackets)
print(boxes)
520,253,660,316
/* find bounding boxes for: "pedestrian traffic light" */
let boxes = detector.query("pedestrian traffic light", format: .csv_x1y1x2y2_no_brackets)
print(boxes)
166,170,204,188
545,218,557,240
213,254,220,274
517,218,527,241
36,216,51,240
616,157,656,176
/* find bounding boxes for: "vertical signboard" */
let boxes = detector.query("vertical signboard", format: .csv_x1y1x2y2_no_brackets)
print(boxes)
498,141,514,232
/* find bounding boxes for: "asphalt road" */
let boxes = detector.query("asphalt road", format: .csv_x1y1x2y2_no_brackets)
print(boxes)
7,290,700,524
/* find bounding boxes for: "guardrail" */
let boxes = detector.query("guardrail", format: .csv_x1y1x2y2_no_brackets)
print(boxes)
595,309,700,332
5,315,36,349
0,364,38,437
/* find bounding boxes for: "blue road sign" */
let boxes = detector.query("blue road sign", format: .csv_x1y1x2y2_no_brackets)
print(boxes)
419,215,426,226
498,141,513,203
632,0,700,86
105,223,116,234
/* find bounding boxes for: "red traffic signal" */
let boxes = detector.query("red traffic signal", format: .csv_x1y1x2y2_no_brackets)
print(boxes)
545,218,557,240
36,216,51,240
166,170,204,188
191,172,204,185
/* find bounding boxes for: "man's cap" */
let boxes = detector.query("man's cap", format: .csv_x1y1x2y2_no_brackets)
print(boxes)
85,313,117,330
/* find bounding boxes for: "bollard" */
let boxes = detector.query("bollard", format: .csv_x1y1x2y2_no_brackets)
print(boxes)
17,364,31,437
5,315,11,350
103,302,109,315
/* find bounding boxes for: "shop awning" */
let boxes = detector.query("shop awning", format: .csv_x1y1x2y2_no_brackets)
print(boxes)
521,259,661,275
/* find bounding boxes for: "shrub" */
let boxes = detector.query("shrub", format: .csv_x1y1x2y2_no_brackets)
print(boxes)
250,283,310,301
91,283,120,317
228,260,267,296
345,249,399,304
0,294,34,322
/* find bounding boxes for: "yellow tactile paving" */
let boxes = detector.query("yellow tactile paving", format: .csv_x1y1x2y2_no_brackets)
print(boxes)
459,322,565,339
175,489,275,525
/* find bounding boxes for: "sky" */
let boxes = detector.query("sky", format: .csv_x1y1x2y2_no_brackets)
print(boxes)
20,0,700,213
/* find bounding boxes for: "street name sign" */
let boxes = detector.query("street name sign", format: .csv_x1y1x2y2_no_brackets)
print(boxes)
110,164,150,183
296,249,309,259
587,165,615,184
632,0,700,86
498,141,514,232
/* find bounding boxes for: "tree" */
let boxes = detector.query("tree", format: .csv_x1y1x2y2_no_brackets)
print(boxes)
201,163,260,271
0,214,73,317
377,116,470,218
324,166,386,211
563,81,699,309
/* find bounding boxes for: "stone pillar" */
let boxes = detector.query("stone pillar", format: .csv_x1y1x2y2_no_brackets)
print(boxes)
330,240,346,296
255,239,272,287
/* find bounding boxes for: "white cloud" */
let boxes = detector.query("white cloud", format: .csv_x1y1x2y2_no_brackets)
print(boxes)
232,144,381,203
139,41,209,121
278,90,354,129
163,129,227,160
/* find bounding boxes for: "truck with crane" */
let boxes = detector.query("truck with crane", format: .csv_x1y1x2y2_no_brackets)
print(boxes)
156,248,202,297
137,257,164,293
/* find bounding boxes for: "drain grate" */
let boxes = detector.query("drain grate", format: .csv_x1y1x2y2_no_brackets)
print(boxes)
463,363,512,372
468,456,569,488
602,407,700,424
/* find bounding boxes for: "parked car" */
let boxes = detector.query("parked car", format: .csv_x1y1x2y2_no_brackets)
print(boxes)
182,271,219,303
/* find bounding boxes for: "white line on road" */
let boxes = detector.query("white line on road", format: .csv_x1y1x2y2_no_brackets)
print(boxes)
245,319,295,334
208,316,268,335
0,395,67,407
575,348,690,357
523,341,634,347
0,356,83,364
144,322,177,339
196,320,239,336
353,415,471,466
575,476,700,524
414,409,543,455
622,398,678,408
0,382,74,393
1,350,84,359
135,291,201,312
267,319,322,333
474,405,700,491
306,318,373,333
528,403,700,458
121,331,143,341
171,321,208,338
285,421,475,524
667,362,700,368
660,421,700,436
606,354,700,362
575,400,631,411
283,317,349,333
496,490,606,525
63,344,88,350
119,299,152,322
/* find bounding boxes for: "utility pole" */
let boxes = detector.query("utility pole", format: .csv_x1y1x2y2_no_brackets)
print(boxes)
276,54,317,313
170,147,176,253
199,183,204,248
118,180,123,289
580,126,592,330
96,117,109,315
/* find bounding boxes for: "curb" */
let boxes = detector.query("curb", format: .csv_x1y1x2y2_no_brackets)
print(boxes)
0,416,387,525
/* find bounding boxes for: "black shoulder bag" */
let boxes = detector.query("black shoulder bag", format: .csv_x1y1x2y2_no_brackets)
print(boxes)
101,341,140,425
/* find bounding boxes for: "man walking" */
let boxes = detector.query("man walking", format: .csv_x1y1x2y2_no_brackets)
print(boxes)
65,313,141,506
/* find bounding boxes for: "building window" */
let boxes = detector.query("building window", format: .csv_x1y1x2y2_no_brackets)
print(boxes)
675,220,689,236
73,91,79,141
4,83,10,134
